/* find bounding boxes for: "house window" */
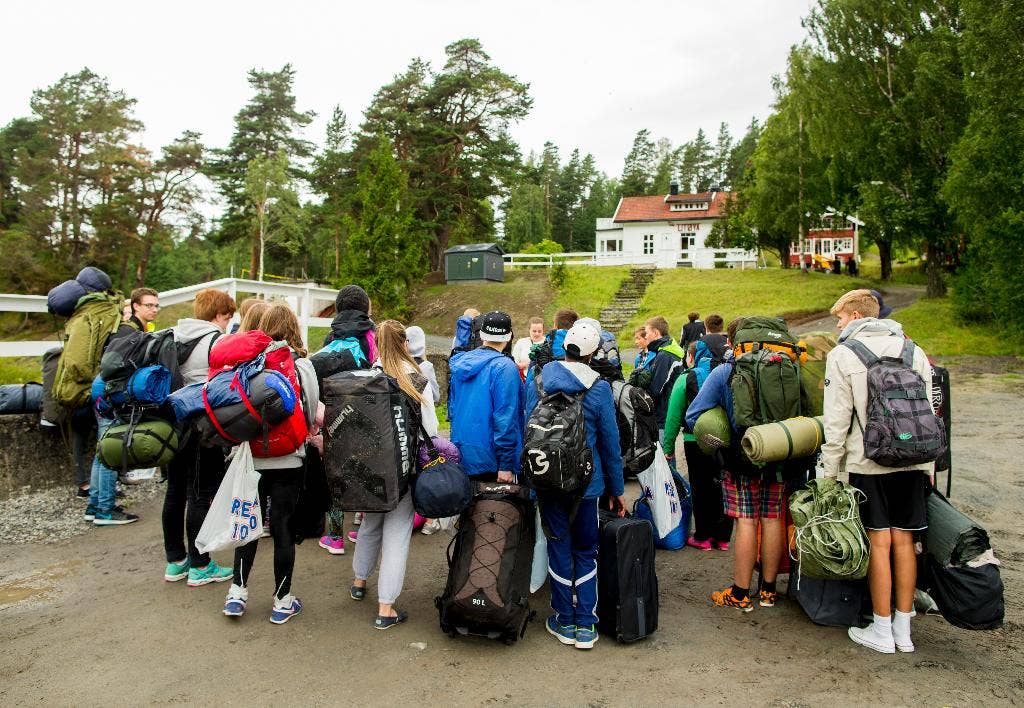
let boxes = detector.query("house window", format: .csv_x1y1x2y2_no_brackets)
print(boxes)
604,239,622,252
669,203,685,211
643,234,655,255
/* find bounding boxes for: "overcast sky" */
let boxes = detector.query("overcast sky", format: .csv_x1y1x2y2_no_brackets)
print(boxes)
2,0,812,179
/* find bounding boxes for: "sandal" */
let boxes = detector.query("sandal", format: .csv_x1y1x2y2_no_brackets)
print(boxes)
374,609,409,630
350,584,366,601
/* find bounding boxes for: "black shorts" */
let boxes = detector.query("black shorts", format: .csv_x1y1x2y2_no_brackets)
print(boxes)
849,471,930,531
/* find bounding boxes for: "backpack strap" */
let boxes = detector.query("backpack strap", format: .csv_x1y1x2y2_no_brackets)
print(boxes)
899,338,916,368
841,338,879,367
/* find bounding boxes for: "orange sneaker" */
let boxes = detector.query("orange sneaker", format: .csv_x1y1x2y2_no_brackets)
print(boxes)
711,586,753,612
759,590,778,608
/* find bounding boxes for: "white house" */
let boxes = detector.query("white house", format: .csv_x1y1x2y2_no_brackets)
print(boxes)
594,184,757,269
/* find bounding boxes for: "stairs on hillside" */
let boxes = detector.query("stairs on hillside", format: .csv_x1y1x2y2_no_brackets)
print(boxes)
598,266,657,332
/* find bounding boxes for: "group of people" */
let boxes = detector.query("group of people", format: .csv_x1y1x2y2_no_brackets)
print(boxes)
57,270,933,654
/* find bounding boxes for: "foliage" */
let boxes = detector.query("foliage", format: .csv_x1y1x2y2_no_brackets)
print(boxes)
0,357,41,385
620,129,655,196
244,150,302,281
548,260,568,289
896,296,1021,357
521,239,563,255
552,266,630,321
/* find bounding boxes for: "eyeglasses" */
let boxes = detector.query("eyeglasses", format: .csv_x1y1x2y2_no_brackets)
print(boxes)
139,302,160,310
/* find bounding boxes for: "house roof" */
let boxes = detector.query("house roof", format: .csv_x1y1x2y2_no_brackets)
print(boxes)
444,243,505,255
613,191,729,223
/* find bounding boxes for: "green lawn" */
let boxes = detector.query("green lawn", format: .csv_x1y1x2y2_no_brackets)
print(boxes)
551,266,629,320
622,268,874,338
895,297,1019,357
0,356,42,384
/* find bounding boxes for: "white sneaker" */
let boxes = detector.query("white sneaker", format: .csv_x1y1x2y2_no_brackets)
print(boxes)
848,623,896,654
421,519,442,535
893,631,915,653
354,512,364,526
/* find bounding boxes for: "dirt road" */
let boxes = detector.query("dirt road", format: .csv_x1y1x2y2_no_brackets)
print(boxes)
1,372,1021,706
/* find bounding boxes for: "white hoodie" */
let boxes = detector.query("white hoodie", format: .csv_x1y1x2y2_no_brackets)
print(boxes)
173,318,223,386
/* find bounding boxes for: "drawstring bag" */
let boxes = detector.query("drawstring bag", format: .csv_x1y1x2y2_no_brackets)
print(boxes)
195,443,262,554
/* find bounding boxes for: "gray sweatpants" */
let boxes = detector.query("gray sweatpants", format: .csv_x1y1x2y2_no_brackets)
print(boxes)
351,491,414,604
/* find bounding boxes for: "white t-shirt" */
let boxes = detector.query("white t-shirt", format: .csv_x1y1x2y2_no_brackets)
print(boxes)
512,337,538,368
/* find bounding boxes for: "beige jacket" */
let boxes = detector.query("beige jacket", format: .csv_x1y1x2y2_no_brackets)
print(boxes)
819,318,933,479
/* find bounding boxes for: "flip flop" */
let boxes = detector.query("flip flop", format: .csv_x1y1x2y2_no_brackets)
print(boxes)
374,609,409,630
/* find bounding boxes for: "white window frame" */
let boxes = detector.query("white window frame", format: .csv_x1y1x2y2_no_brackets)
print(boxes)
643,234,655,255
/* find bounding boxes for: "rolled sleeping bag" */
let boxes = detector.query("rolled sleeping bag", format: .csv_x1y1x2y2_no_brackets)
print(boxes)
47,279,88,317
0,383,43,414
76,266,112,293
742,415,825,463
124,365,172,405
98,418,180,469
694,406,731,456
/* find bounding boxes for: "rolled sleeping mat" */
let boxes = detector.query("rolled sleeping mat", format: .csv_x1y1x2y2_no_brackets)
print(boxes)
694,406,731,456
0,383,43,414
742,415,825,463
98,418,180,469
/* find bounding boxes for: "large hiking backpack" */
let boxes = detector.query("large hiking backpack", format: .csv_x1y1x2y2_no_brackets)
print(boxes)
53,293,123,408
436,481,536,644
729,317,806,429
321,368,419,513
610,380,657,476
842,338,946,468
594,330,621,367
520,390,593,499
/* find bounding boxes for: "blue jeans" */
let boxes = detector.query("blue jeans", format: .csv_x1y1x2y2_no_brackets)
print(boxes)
87,415,118,515
540,497,600,628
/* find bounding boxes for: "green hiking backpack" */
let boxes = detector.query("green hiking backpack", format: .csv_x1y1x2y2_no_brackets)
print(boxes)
729,317,806,429
53,293,123,409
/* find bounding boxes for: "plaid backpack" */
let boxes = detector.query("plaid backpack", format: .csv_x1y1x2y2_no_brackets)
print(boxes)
842,338,946,467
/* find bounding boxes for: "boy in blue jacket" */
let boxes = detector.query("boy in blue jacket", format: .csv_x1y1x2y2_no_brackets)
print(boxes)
525,322,626,650
449,311,524,481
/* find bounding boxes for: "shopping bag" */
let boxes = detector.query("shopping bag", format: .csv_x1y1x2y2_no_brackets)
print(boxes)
530,507,548,593
636,443,683,539
195,443,262,554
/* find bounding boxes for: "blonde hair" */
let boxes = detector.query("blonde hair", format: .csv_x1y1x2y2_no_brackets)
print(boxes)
830,289,880,319
239,301,270,333
377,319,426,404
258,302,307,357
463,308,480,318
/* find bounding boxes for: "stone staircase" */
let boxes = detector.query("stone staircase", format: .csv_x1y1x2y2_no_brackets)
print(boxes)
598,266,657,332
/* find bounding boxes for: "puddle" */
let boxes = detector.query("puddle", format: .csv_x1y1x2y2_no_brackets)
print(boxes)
0,560,83,608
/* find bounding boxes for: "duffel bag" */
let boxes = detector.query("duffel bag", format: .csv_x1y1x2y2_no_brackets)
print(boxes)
98,417,180,470
195,369,295,448
413,435,471,519
0,382,43,415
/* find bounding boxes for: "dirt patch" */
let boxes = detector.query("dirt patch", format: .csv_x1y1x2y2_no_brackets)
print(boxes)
0,374,1020,705
409,271,554,337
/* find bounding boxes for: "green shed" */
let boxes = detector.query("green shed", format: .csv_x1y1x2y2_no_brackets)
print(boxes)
444,243,506,283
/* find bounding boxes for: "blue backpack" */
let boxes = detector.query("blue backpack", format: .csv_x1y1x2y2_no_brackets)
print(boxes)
320,336,368,368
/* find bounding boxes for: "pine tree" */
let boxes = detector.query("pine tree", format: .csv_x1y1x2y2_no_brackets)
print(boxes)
712,122,733,188
620,129,655,196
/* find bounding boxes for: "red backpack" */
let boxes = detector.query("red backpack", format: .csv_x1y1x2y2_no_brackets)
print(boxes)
206,331,309,458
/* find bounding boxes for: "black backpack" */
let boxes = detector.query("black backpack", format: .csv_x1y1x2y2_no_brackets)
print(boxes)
100,328,218,400
520,390,593,499
610,380,657,476
843,338,946,467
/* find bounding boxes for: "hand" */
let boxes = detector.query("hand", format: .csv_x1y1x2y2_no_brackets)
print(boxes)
609,495,627,518
497,470,515,483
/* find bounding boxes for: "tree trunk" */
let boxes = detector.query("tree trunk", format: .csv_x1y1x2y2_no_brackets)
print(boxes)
250,232,259,279
334,226,341,278
135,234,154,288
878,239,893,280
925,241,946,298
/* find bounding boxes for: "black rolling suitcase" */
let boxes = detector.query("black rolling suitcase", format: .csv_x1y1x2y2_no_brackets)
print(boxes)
436,481,536,644
791,571,868,627
597,511,658,642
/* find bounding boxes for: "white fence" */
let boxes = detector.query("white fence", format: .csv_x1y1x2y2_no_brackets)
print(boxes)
0,278,339,358
503,249,757,269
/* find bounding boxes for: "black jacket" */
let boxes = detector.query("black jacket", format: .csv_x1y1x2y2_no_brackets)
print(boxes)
680,321,706,348
645,335,684,427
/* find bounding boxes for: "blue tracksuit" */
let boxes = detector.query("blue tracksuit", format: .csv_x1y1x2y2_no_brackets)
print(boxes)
449,347,525,476
525,361,624,628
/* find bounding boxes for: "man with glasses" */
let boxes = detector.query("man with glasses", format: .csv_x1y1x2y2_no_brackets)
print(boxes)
129,287,160,332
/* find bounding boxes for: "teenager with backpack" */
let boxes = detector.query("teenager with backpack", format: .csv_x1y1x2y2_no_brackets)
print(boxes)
223,303,320,624
524,321,625,649
686,317,802,612
642,316,685,442
449,311,524,481
679,311,706,348
321,285,377,367
163,288,236,586
820,289,941,654
663,342,733,550
528,308,579,377
349,319,437,629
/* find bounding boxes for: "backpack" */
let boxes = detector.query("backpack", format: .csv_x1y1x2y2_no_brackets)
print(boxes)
40,347,68,425
593,331,621,367
195,367,297,449
318,336,368,369
520,390,594,500
99,328,219,406
53,293,123,408
610,380,657,476
692,334,728,388
97,416,180,470
842,338,946,468
321,368,419,512
729,317,806,429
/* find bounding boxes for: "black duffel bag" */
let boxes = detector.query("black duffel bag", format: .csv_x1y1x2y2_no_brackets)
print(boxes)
413,434,471,519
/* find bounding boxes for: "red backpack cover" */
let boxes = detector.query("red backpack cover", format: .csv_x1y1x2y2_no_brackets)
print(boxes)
206,331,308,457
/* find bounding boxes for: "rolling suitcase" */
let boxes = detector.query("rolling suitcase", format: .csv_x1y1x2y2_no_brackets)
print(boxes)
436,481,536,644
597,511,658,642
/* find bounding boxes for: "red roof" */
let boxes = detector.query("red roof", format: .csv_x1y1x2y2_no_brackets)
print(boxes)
613,191,729,222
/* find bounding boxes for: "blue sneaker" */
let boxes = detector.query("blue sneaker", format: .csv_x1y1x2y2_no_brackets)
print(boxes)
187,560,233,587
83,506,97,521
545,615,576,646
164,559,190,582
223,585,248,617
270,595,302,624
574,624,599,650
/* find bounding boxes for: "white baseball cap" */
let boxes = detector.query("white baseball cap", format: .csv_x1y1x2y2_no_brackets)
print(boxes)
564,322,601,357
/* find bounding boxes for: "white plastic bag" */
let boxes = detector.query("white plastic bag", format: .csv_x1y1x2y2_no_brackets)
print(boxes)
636,442,683,539
195,443,262,554
530,507,548,593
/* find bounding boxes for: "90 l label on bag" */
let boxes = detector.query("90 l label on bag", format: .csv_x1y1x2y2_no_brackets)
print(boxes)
230,497,260,541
